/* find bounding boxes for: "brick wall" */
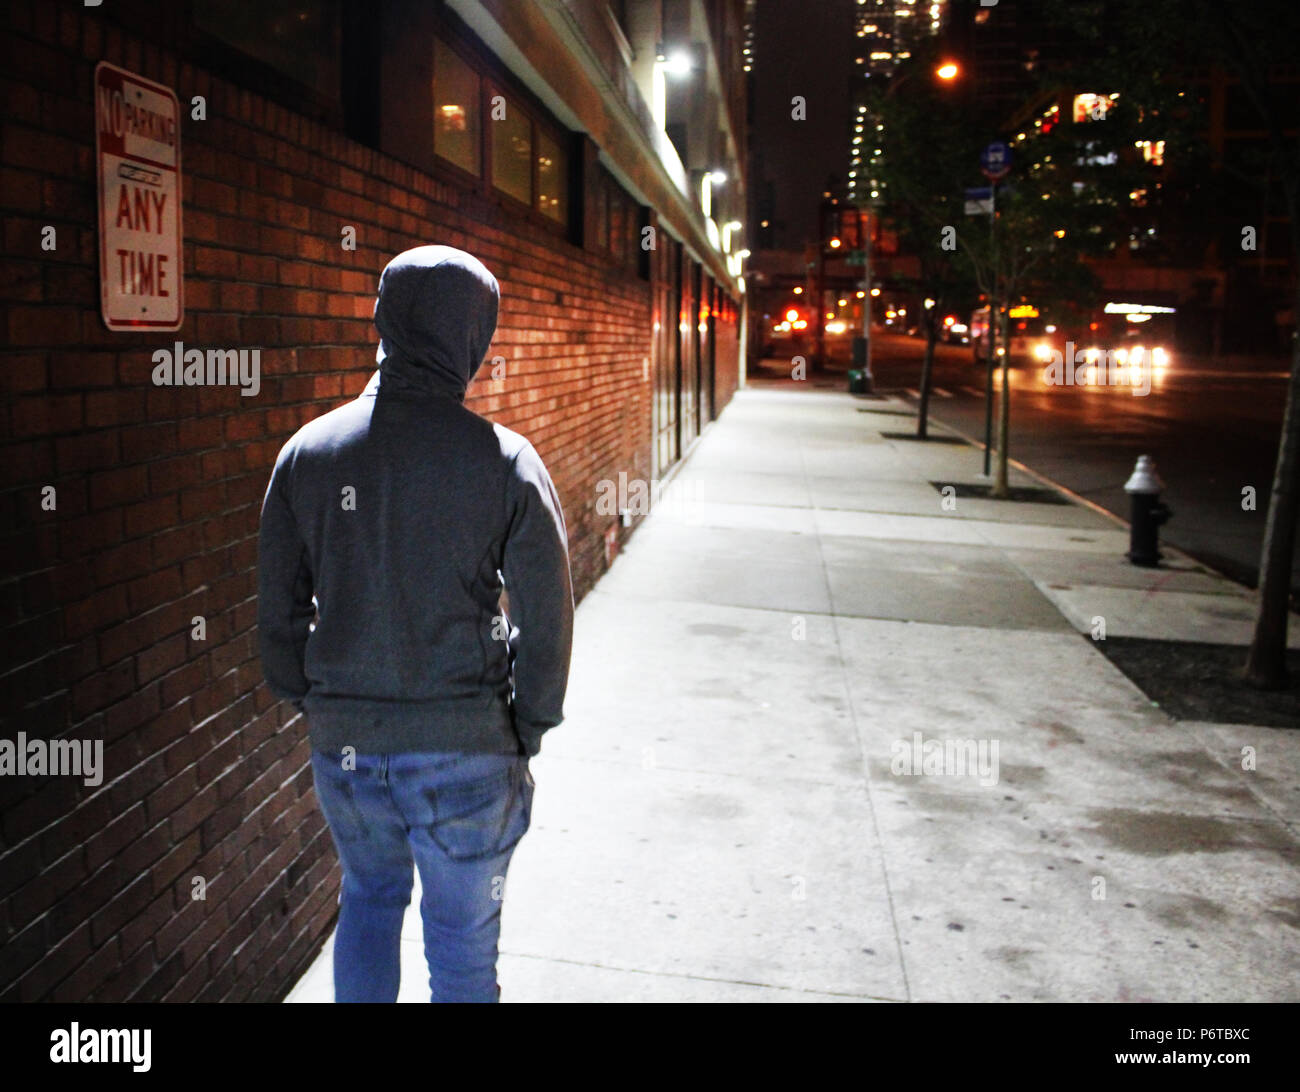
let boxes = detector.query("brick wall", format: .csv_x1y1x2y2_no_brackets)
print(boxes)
0,2,663,1001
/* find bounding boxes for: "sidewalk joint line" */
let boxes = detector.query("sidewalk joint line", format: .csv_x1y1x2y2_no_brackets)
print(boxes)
799,423,915,1003
501,950,906,1002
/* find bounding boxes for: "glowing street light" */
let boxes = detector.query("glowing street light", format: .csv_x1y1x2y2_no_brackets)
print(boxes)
936,61,959,81
657,47,693,78
701,170,726,217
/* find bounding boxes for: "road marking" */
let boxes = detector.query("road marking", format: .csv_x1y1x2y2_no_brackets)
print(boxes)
933,387,953,398
1167,369,1290,380
904,388,921,399
961,386,985,397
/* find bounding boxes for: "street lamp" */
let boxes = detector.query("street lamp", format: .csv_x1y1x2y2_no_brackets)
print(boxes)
852,56,966,390
701,170,725,218
656,44,693,77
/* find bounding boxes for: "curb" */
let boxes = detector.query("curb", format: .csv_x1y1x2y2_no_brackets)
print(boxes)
892,396,1256,592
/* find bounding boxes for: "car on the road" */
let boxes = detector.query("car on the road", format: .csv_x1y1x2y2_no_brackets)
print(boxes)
1072,307,1176,381
942,315,970,344
1075,329,1171,379
970,306,1063,366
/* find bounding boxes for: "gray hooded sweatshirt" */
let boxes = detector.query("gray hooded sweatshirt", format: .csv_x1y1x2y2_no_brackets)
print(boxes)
257,245,574,757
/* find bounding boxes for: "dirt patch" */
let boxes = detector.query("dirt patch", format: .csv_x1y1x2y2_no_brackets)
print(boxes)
1096,636,1300,728
929,480,1073,504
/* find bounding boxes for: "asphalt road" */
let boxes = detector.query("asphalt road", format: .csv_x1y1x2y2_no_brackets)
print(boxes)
763,332,1299,595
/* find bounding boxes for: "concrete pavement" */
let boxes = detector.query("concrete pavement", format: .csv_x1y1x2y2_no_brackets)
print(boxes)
286,381,1300,1003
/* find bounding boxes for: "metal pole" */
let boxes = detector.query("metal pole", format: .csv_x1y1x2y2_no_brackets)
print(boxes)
982,180,996,477
813,202,827,370
863,206,874,382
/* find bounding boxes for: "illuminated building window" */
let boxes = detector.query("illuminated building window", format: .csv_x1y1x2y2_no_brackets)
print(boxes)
536,129,567,224
434,39,481,177
491,91,533,205
1137,140,1165,166
1073,92,1115,122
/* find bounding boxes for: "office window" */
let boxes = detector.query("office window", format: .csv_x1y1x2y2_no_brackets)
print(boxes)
536,129,567,225
593,171,608,247
193,0,342,100
592,166,640,270
424,39,570,229
609,186,627,256
433,39,481,176
491,94,533,205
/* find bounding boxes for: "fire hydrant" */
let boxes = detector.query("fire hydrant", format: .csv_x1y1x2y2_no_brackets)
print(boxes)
1123,454,1171,567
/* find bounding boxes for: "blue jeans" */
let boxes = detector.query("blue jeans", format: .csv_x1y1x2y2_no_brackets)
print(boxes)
310,748,534,1003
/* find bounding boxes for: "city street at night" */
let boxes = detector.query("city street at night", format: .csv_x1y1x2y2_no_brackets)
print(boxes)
2,0,1299,1056
838,331,1300,596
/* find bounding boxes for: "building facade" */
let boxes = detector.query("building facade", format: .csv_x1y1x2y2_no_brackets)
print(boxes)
0,0,747,1001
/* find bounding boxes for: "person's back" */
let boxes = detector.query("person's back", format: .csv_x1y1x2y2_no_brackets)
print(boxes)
257,245,574,1002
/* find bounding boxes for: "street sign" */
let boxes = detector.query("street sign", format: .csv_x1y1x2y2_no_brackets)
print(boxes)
95,62,183,331
979,140,1011,181
964,186,993,215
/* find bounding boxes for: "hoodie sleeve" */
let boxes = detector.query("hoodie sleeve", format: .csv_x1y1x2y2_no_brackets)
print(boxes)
257,448,315,712
502,442,575,756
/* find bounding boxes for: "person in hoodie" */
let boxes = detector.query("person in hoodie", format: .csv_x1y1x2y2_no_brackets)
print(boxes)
257,245,574,1003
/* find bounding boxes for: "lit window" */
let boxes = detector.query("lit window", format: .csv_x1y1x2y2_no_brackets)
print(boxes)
1137,140,1165,166
433,39,481,177
536,128,567,225
491,93,532,205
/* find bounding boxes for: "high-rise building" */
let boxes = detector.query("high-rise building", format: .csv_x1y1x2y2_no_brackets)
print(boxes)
854,0,946,80
848,0,950,205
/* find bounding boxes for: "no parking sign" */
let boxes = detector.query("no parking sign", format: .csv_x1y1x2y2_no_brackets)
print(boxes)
94,62,183,331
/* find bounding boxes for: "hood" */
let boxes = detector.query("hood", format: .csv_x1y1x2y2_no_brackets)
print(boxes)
373,245,500,401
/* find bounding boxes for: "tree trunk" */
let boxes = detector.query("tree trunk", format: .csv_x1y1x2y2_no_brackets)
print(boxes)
992,305,1012,498
1244,244,1300,687
917,315,937,440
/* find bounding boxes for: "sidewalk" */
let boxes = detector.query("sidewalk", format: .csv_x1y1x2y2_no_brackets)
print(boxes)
286,383,1300,1003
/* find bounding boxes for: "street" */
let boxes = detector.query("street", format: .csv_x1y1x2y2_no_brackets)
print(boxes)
813,332,1299,596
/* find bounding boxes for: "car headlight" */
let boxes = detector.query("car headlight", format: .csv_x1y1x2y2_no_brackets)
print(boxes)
1130,345,1145,363
1115,348,1128,363
1153,347,1168,366
1033,342,1053,362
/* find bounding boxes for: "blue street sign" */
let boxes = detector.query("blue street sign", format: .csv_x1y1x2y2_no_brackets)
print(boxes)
980,141,1011,180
